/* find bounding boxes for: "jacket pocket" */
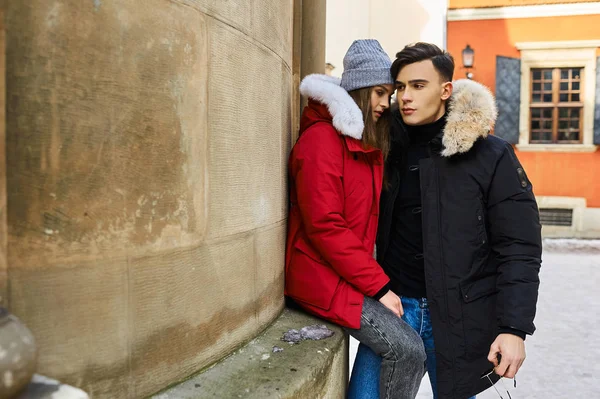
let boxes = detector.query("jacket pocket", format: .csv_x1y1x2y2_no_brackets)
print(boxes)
459,274,498,360
460,274,497,303
286,239,340,311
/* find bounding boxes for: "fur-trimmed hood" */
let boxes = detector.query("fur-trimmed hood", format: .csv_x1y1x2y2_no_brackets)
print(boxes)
391,79,497,157
441,79,497,156
299,74,364,140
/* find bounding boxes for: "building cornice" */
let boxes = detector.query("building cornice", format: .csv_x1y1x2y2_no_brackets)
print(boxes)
448,2,600,21
516,40,600,50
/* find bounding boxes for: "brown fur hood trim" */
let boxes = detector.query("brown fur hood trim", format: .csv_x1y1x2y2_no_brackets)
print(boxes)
442,79,497,157
391,79,498,156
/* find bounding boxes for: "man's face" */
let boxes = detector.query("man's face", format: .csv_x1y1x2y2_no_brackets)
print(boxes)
395,60,452,126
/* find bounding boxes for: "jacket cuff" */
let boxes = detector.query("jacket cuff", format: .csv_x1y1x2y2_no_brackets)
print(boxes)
372,283,390,301
498,327,527,340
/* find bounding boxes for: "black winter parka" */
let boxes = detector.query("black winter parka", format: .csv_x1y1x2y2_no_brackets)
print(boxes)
377,79,542,399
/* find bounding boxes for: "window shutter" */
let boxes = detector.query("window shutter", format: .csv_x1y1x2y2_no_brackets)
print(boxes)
495,56,521,144
594,56,600,145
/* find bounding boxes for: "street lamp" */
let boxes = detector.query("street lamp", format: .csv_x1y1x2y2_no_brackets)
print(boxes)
462,44,475,79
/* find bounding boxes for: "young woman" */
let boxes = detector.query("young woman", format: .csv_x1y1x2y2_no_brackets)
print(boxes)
285,39,425,399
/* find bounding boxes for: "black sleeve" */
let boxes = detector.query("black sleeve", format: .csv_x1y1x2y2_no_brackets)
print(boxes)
372,283,391,301
498,327,527,340
487,143,542,336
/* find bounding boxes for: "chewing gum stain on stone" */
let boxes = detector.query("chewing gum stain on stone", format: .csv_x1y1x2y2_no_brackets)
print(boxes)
281,325,335,344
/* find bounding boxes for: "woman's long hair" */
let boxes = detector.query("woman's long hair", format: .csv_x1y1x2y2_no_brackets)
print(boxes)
348,87,391,161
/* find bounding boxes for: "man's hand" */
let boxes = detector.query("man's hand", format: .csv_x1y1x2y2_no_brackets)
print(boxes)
379,291,404,317
488,333,526,378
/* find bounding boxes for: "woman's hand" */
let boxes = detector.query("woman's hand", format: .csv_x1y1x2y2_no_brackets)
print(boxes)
379,291,404,317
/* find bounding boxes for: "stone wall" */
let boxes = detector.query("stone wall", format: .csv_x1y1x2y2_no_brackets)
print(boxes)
2,1,299,397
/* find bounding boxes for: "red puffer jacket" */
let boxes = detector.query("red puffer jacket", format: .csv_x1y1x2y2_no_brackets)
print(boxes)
285,74,389,329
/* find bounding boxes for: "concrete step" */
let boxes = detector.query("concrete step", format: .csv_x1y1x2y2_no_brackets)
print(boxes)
152,308,348,399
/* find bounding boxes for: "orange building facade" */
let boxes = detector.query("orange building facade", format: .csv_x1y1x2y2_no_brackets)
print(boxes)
448,0,600,237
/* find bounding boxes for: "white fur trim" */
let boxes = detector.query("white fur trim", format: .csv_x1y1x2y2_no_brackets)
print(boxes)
299,74,364,140
442,79,498,157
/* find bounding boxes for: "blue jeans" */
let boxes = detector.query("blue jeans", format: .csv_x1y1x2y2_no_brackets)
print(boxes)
348,297,476,399
344,297,426,399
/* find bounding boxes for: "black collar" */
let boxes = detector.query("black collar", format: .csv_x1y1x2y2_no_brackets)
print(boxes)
390,109,446,154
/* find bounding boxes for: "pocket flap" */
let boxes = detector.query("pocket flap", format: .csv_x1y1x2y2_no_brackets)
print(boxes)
286,240,340,311
294,238,323,262
460,274,497,303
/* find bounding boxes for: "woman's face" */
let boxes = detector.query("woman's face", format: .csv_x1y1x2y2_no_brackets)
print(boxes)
370,84,394,122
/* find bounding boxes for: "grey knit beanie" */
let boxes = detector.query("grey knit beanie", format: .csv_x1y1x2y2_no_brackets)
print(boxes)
340,39,393,92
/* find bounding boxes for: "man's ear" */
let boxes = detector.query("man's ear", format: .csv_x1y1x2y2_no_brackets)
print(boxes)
441,81,453,101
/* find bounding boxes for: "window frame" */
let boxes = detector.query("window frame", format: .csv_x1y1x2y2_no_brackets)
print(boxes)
528,67,584,144
515,41,599,152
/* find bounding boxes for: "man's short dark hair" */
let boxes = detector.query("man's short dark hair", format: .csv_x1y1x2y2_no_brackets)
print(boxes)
391,42,454,82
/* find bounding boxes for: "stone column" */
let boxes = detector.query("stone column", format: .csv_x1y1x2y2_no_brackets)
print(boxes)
300,0,327,79
295,0,327,142
292,0,304,141
4,1,293,397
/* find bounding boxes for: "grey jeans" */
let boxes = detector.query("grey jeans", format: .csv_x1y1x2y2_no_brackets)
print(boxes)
344,296,426,399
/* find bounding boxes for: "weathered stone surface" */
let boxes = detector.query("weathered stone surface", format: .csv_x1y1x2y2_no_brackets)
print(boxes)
9,259,129,397
0,9,6,308
5,0,209,267
206,20,290,239
10,228,286,398
152,309,348,399
300,0,326,94
320,336,349,399
2,0,310,397
280,62,293,216
255,221,286,326
176,0,253,40
252,0,294,67
174,0,293,66
130,235,260,397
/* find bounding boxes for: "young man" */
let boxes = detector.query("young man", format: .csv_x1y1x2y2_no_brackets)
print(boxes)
347,43,542,399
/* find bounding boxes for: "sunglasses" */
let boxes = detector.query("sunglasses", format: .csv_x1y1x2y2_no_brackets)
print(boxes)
481,368,517,399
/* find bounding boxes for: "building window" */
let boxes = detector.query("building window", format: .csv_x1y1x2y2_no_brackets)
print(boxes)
530,67,583,144
515,41,599,152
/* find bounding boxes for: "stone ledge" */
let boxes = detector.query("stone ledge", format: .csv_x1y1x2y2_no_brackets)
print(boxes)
515,144,597,153
152,308,348,399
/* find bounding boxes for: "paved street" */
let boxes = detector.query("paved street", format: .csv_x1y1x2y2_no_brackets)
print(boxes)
350,239,600,398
